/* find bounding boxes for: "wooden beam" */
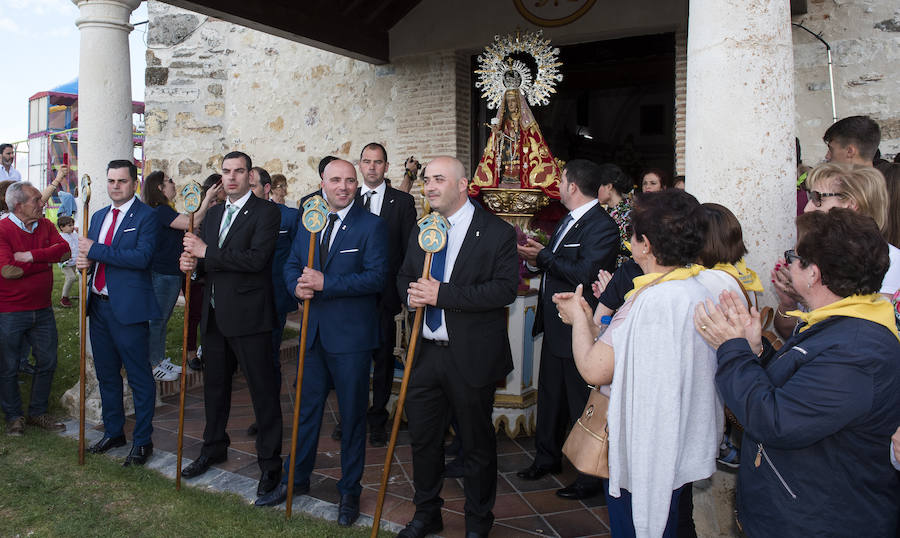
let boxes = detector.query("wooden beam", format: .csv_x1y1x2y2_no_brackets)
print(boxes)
162,0,391,64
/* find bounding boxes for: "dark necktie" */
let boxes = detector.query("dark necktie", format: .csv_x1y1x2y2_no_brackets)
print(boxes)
363,191,375,213
319,213,339,267
425,246,447,332
93,208,120,293
550,213,573,252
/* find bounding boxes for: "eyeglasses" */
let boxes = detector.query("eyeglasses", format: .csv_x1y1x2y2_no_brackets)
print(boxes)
784,249,804,265
807,189,845,207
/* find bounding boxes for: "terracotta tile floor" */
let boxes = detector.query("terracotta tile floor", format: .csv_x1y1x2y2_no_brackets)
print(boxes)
112,350,611,537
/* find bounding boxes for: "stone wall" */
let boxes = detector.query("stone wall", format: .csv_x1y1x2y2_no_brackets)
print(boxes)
144,1,471,203
793,0,900,162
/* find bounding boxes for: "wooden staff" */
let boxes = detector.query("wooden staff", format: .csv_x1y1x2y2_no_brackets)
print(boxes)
371,213,447,537
78,174,91,465
176,181,203,490
286,195,329,519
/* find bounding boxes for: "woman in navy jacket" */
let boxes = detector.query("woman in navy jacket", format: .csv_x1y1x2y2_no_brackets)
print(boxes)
695,209,900,537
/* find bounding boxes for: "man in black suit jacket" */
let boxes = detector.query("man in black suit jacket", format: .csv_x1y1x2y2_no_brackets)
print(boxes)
357,142,417,446
515,159,619,500
179,151,284,499
396,156,518,538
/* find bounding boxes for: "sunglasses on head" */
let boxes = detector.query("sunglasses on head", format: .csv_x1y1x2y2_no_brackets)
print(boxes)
807,189,844,207
784,249,804,265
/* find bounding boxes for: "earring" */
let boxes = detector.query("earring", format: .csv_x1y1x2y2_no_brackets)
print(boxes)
807,281,811,288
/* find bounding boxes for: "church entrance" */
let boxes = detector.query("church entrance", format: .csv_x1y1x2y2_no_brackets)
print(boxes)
471,32,676,187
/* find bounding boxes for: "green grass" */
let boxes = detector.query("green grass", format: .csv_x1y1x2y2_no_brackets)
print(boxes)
0,430,380,537
2,271,378,537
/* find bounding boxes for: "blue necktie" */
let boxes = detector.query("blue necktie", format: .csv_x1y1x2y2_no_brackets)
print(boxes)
425,247,447,332
550,213,573,252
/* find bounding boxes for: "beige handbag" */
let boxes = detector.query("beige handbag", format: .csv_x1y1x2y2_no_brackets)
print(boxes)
562,387,610,478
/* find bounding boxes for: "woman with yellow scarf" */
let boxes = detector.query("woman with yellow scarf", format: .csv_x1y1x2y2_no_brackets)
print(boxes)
695,209,900,537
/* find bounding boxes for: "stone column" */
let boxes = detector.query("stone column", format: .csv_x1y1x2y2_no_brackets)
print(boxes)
72,0,141,211
685,2,795,536
65,0,142,422
686,0,796,303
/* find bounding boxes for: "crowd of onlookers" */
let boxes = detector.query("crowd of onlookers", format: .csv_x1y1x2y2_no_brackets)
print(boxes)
1,114,898,537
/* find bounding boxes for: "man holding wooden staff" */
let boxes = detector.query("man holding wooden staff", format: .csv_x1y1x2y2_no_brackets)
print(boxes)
255,159,386,529
396,156,518,538
178,151,283,498
76,161,160,466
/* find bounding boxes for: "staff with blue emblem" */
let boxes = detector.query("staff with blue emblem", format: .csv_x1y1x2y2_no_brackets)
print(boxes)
176,180,202,490
371,210,449,537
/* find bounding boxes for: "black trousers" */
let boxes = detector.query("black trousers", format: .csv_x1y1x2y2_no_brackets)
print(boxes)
200,308,283,473
534,346,591,468
406,341,497,534
367,307,396,431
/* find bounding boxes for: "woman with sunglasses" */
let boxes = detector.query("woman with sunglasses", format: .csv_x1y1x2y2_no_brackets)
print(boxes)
772,163,899,339
142,171,221,381
695,209,900,538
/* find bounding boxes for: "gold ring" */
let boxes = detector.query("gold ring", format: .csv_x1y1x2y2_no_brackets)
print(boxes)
701,325,708,330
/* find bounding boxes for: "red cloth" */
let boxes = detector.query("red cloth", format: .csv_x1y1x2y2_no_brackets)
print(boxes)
93,208,120,293
0,217,70,312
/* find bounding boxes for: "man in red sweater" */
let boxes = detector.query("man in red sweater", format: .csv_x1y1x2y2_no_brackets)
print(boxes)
0,181,70,436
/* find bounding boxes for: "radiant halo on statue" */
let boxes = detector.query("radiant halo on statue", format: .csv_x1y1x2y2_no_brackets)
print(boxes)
474,29,563,109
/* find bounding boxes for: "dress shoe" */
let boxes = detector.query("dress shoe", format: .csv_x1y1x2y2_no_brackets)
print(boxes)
181,453,227,478
516,463,561,481
555,481,601,500
331,422,342,440
369,427,387,447
397,516,444,538
257,469,281,496
123,443,153,467
247,422,258,436
254,481,309,507
465,532,488,538
444,456,464,478
337,493,360,527
187,356,203,371
88,434,127,454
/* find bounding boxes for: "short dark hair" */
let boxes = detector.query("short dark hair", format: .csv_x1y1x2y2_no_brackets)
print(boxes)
631,190,705,267
57,215,75,228
223,151,252,170
823,116,881,162
563,159,604,196
697,203,747,266
641,167,672,190
201,173,221,195
252,167,271,186
0,143,12,154
360,142,388,162
142,170,169,208
318,156,338,178
597,163,633,195
795,209,888,296
107,160,137,180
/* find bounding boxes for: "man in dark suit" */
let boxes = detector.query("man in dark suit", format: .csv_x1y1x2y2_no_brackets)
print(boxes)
255,159,386,528
245,166,298,436
357,142,417,447
396,156,518,538
179,151,283,500
76,159,160,466
516,159,619,500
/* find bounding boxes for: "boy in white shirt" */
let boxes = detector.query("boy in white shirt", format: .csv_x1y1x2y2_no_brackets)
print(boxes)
57,216,79,307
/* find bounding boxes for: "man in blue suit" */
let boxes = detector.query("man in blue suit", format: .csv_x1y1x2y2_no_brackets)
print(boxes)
76,159,160,466
256,159,387,529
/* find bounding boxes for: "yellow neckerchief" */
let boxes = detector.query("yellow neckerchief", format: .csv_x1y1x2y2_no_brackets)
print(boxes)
624,264,705,300
787,294,900,342
711,259,764,293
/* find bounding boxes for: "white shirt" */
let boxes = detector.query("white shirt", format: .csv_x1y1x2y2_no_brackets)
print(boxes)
527,198,599,275
879,243,900,295
422,200,475,341
359,181,386,216
93,195,137,295
218,189,253,242
321,196,355,251
0,165,21,181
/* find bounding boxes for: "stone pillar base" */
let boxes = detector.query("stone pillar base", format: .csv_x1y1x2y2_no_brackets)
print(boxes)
692,470,740,537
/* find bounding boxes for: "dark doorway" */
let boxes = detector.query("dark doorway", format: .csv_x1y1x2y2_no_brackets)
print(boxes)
470,33,676,187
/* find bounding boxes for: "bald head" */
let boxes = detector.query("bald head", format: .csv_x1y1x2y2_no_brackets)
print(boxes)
423,156,469,217
321,159,358,210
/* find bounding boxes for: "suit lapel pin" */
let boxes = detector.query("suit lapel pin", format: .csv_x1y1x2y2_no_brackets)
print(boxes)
243,210,249,215
341,225,347,230
476,230,480,237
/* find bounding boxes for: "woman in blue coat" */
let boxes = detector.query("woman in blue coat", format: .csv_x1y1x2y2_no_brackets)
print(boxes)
695,208,900,537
